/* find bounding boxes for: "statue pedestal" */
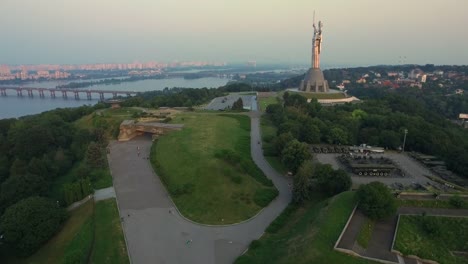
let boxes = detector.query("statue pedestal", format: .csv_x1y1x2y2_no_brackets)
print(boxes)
299,68,329,93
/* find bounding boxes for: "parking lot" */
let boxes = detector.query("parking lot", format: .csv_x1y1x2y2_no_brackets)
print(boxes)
315,152,441,189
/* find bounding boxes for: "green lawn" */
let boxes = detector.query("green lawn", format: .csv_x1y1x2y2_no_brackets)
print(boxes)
152,112,277,224
356,219,375,249
235,191,377,264
289,91,346,99
258,96,279,112
92,199,129,264
395,215,468,264
10,200,94,264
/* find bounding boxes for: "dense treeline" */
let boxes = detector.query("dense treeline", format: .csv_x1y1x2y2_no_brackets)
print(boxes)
119,82,283,108
0,104,107,257
264,91,468,179
56,75,165,89
349,86,468,119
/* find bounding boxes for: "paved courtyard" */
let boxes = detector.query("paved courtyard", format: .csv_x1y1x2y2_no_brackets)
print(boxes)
316,152,438,187
205,94,257,111
108,110,291,264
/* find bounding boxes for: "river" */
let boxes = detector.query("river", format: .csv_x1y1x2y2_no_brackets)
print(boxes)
0,77,229,119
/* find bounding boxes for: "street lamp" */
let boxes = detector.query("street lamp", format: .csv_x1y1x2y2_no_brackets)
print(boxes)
402,129,408,152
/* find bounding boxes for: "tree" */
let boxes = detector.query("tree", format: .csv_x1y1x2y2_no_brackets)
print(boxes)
85,142,106,169
317,169,352,196
232,98,244,111
281,140,311,174
356,182,396,220
328,126,349,145
293,160,314,203
273,132,294,155
0,154,10,184
9,159,28,177
0,173,48,213
299,120,320,144
0,197,67,256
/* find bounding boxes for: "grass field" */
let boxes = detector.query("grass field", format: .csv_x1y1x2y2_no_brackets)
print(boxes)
395,215,468,264
10,200,94,264
356,219,375,249
258,96,279,111
235,191,377,264
92,199,129,264
152,112,277,224
396,198,468,209
289,91,346,100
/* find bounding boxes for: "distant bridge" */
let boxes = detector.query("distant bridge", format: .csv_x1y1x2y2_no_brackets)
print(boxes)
0,86,139,100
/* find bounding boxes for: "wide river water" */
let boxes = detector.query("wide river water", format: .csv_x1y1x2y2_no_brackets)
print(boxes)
0,77,229,119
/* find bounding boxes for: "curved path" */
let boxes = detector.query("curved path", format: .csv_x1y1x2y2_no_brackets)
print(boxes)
108,110,292,264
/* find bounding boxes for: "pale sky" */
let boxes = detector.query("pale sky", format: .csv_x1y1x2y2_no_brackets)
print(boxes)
1,0,467,66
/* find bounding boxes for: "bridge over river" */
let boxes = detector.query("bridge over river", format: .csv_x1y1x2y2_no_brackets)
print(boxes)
0,86,139,100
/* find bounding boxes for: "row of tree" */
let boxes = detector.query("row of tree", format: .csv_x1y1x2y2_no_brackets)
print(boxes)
264,91,468,179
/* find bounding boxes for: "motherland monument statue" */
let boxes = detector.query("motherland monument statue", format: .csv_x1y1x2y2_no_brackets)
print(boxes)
299,13,329,93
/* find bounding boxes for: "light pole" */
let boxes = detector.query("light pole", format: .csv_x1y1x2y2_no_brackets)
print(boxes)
402,129,408,152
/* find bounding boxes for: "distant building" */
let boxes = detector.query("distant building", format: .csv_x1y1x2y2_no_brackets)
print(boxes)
417,74,427,83
37,71,50,78
455,89,464,95
408,68,424,79
356,78,366,84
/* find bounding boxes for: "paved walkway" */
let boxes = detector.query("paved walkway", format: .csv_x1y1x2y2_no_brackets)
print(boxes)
108,110,292,264
94,186,116,201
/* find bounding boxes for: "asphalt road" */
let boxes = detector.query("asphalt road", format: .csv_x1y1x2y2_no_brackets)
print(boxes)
108,110,292,264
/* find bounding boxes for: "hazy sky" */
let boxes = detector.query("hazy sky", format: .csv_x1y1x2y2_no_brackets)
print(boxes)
1,0,467,66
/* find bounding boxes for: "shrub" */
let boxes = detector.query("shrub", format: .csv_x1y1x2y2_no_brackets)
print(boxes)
0,197,68,256
357,182,396,220
421,216,441,237
249,240,262,250
254,188,278,207
449,195,465,208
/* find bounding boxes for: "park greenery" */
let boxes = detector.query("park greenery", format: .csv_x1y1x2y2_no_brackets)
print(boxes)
152,112,277,224
231,97,244,111
263,89,468,180
0,197,67,256
395,215,468,264
235,191,376,264
293,161,351,204
0,103,133,259
2,198,129,264
357,182,396,220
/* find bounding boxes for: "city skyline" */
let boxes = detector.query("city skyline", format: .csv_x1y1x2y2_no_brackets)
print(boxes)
1,0,468,66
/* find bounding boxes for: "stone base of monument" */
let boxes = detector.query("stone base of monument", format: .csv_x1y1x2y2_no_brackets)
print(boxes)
299,68,329,93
